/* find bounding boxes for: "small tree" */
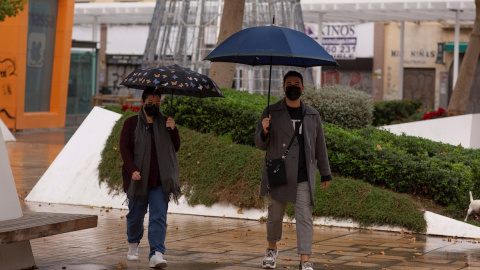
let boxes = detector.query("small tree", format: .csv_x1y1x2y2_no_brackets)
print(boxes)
0,0,26,22
447,0,480,115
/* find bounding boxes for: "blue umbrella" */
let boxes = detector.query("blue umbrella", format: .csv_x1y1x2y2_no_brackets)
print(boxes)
204,23,337,110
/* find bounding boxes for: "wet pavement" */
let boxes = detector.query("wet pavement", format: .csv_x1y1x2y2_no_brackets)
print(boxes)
5,127,480,270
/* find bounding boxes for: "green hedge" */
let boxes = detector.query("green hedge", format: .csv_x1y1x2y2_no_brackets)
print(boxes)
98,110,426,231
98,106,137,193
104,96,480,217
373,99,423,126
325,123,480,216
162,88,279,146
286,176,426,232
303,84,374,129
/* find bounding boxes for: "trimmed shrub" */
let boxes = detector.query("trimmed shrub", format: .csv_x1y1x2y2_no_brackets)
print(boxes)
286,177,426,232
303,84,374,129
373,99,423,126
98,106,137,193
161,88,279,146
98,109,426,231
324,123,480,217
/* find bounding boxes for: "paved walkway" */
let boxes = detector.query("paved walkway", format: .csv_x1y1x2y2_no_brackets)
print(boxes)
6,128,480,270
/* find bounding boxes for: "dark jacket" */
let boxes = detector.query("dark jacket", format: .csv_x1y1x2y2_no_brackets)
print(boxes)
120,115,180,192
254,99,331,206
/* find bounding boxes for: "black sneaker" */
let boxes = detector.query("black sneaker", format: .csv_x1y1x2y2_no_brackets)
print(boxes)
262,248,278,269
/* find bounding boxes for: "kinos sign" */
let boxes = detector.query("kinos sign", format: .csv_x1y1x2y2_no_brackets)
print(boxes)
305,23,357,60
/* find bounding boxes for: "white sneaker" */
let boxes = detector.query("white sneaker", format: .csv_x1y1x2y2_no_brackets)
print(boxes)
299,261,313,270
127,242,139,261
262,248,278,269
149,251,168,268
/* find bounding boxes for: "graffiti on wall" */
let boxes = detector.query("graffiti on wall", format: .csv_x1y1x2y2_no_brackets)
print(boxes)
403,68,435,109
322,70,373,95
0,57,16,120
0,58,16,78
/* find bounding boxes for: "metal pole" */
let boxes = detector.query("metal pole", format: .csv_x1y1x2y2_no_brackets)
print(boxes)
398,21,404,100
316,12,323,87
453,9,460,89
267,62,272,116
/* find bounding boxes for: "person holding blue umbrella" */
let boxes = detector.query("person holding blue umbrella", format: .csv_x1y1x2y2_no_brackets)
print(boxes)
205,19,336,270
255,70,332,270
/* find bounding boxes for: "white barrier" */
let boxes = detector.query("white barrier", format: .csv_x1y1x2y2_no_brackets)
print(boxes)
0,128,22,221
25,107,125,207
25,108,480,238
0,119,15,142
381,113,480,149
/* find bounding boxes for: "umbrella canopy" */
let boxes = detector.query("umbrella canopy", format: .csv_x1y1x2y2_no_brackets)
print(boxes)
204,24,336,112
204,25,337,68
120,64,224,98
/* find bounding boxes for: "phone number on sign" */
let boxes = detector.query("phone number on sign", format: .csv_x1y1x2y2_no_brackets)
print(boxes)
324,45,356,54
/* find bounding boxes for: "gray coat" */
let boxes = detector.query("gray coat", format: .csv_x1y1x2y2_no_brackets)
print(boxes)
254,99,331,206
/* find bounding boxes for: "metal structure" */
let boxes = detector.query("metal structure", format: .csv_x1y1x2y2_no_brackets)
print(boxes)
73,0,476,95
135,0,309,95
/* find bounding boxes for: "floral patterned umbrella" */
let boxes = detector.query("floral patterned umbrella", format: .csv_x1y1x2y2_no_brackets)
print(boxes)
120,64,223,98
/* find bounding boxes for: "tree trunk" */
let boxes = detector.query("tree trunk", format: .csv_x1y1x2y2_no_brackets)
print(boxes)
208,0,245,88
447,0,480,116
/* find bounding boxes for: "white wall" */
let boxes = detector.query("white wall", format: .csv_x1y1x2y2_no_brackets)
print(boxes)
0,128,22,221
72,25,95,42
25,107,124,207
355,22,374,58
381,114,480,149
0,119,15,142
107,25,149,55
72,24,149,55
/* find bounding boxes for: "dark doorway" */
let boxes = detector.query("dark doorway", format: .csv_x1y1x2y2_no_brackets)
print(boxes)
403,68,435,109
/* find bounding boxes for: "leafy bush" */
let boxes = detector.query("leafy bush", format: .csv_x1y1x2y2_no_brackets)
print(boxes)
286,176,426,232
161,88,279,146
373,99,423,126
98,108,426,231
98,106,137,193
302,84,373,129
324,123,480,217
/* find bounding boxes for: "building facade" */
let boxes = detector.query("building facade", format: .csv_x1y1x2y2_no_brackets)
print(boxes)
0,0,75,130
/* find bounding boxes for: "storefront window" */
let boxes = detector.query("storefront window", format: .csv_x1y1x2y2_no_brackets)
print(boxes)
24,0,58,112
67,50,96,115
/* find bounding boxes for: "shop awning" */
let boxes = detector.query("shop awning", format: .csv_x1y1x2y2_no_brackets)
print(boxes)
445,42,468,52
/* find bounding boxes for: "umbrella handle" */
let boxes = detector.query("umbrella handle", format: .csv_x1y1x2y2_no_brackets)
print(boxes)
266,61,272,131
167,92,174,131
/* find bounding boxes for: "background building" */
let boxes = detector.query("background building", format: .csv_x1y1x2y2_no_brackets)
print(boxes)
0,0,75,130
1,0,477,130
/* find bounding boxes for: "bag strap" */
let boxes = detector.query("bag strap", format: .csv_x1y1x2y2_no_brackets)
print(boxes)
282,110,305,159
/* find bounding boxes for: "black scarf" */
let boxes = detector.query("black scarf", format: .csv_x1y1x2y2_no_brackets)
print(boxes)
127,109,181,204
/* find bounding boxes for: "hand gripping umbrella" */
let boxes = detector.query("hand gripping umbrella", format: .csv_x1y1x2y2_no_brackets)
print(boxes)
120,64,224,117
204,19,337,113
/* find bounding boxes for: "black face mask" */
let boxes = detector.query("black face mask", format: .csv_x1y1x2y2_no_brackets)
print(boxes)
144,104,159,117
285,86,302,101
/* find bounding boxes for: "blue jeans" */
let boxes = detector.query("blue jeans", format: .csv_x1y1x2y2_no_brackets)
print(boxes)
127,185,168,258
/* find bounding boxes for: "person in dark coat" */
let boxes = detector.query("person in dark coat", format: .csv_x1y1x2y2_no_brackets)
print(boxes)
255,71,332,270
120,87,181,268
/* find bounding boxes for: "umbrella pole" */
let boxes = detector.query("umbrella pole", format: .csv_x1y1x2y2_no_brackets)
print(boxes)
267,62,272,115
170,92,174,117
267,62,272,132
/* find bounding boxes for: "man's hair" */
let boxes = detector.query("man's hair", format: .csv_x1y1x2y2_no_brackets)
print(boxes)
142,87,161,102
283,70,303,86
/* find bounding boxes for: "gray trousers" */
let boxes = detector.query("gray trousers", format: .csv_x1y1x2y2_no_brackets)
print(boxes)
266,181,313,255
